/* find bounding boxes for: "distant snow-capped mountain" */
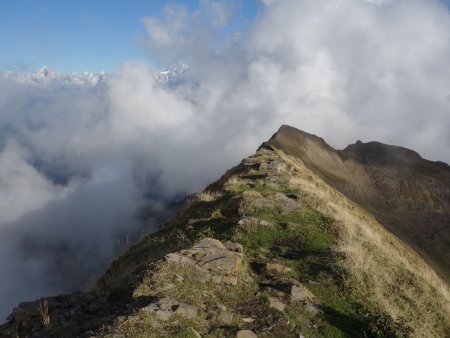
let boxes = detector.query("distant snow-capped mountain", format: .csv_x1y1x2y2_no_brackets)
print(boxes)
2,63,188,86
3,67,107,86
153,62,189,82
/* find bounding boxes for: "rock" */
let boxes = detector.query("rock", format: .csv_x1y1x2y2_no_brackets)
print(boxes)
305,303,321,316
238,217,273,228
142,298,198,322
189,327,202,338
268,160,288,174
291,284,314,302
175,304,198,320
212,275,223,284
238,217,259,226
242,317,255,323
164,238,243,285
237,329,258,338
218,310,234,325
198,251,242,274
268,296,286,312
259,220,273,227
266,261,291,274
225,241,244,253
222,275,238,285
194,238,227,250
193,266,213,283
116,316,126,322
251,192,301,214
165,252,196,266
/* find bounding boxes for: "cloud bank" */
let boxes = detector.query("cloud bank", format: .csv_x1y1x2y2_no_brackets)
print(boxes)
1,0,450,320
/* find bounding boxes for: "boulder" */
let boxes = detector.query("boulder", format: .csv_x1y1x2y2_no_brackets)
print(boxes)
245,192,301,214
266,261,292,274
291,284,314,302
165,238,243,285
237,329,258,338
268,296,286,312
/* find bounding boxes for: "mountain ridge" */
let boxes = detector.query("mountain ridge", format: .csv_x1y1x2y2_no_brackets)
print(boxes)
263,125,450,283
1,125,449,337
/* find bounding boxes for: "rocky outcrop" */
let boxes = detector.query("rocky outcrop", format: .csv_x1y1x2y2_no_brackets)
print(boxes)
165,237,243,285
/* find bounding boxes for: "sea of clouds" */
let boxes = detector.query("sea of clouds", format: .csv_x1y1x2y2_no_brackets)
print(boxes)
0,0,449,320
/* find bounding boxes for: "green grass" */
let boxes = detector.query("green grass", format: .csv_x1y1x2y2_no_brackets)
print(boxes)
99,169,412,338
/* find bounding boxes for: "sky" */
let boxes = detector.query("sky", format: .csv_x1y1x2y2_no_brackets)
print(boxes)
0,0,260,72
0,0,450,323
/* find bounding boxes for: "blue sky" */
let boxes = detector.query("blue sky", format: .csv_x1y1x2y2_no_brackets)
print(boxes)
2,0,450,73
0,0,260,73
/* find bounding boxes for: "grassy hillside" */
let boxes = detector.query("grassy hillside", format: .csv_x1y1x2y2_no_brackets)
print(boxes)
97,148,450,337
263,125,450,283
1,146,449,338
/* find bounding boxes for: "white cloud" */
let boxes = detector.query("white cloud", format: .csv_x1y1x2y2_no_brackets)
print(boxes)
0,0,450,320
0,140,62,224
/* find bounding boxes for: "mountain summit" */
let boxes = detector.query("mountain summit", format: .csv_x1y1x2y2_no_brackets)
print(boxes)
1,125,449,337
263,125,450,282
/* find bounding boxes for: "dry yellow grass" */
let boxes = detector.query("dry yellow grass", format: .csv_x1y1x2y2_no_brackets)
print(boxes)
192,191,222,202
275,150,450,338
37,299,51,328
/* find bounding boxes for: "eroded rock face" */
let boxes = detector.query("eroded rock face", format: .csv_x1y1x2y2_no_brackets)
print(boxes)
165,238,243,285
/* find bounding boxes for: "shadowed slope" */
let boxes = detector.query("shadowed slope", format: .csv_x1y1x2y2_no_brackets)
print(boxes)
262,125,450,282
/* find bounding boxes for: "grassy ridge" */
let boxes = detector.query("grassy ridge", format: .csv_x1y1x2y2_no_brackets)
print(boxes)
98,149,449,337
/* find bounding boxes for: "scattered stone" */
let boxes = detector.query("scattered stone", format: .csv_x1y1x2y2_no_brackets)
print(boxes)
241,191,303,215
268,161,288,175
305,303,321,316
193,266,213,283
242,317,255,323
259,220,273,227
291,284,315,302
218,310,234,325
222,275,239,285
238,217,259,226
142,298,198,322
212,275,223,284
225,241,244,253
175,304,198,320
266,261,292,274
194,238,226,250
237,329,258,338
268,296,286,312
238,217,273,228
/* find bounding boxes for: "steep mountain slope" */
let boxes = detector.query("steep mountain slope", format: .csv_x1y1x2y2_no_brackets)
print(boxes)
1,126,449,338
262,125,450,282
